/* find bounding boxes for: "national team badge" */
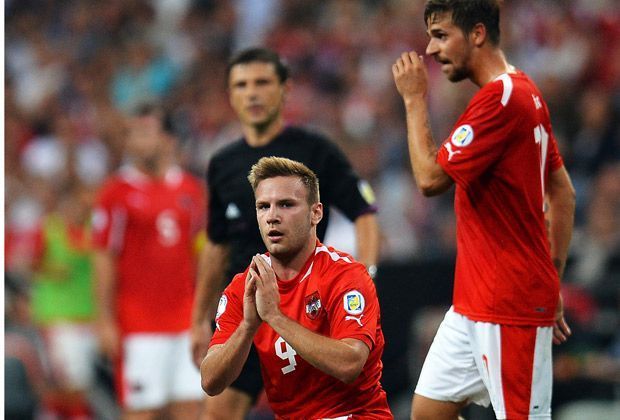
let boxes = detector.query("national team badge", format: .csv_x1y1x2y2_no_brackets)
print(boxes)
451,124,474,147
304,291,322,320
343,290,365,315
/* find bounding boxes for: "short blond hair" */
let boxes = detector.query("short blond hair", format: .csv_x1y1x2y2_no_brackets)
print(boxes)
248,156,320,204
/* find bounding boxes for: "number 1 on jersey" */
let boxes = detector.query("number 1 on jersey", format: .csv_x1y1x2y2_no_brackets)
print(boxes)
534,124,549,208
275,336,297,374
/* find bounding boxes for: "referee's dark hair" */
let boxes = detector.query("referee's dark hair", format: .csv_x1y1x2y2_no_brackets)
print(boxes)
226,47,289,83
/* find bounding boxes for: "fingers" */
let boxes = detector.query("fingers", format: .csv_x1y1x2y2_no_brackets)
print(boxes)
245,270,257,294
553,317,572,345
393,51,422,70
252,255,272,284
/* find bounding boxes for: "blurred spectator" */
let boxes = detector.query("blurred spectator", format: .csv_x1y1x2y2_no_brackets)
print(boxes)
5,273,50,419
569,164,620,288
111,37,179,113
30,183,98,419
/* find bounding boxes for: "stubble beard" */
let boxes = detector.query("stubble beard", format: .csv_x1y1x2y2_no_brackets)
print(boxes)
446,61,471,83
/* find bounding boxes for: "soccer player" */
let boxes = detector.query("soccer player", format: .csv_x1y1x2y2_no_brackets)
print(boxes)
201,156,392,419
391,1,576,419
92,103,206,419
191,47,380,418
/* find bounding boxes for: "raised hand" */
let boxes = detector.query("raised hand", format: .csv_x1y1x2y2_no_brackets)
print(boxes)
243,265,261,332
252,255,281,324
392,51,429,99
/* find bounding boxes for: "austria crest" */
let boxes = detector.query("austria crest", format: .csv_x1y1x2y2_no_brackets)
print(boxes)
304,291,322,320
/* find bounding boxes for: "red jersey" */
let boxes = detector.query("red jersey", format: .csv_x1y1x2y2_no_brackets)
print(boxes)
437,71,564,326
211,242,392,419
92,165,205,334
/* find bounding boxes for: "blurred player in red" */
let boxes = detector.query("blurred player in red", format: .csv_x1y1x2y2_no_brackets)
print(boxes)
201,157,392,419
92,103,206,419
392,1,576,419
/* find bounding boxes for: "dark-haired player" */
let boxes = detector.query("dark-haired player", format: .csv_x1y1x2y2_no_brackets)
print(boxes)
392,1,575,419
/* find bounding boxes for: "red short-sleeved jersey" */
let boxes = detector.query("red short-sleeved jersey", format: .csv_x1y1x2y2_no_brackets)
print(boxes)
437,71,564,326
92,166,205,334
211,242,392,419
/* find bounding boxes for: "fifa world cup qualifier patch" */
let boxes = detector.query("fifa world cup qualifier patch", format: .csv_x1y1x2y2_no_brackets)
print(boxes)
451,124,474,147
304,291,322,320
216,295,228,319
343,290,365,315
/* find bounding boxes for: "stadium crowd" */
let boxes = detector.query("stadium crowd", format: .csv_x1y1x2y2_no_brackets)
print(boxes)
5,0,619,419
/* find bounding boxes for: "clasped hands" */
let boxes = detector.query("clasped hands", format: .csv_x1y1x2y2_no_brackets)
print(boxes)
243,255,282,330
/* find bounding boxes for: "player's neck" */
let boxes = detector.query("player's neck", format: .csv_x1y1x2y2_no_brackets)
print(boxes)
243,117,285,147
270,237,317,282
134,155,172,178
471,48,514,87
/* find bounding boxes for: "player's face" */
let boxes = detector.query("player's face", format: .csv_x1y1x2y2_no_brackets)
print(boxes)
125,114,167,164
425,12,473,82
255,176,322,261
228,62,287,131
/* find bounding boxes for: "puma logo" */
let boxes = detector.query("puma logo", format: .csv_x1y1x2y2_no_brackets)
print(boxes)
345,314,364,327
444,142,462,161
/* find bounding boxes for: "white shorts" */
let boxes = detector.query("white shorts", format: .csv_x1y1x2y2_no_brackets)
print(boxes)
119,331,203,410
45,323,98,390
415,307,553,419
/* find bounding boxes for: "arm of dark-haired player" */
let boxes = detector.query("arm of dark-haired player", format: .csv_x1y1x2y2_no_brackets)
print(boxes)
392,51,453,196
546,165,576,344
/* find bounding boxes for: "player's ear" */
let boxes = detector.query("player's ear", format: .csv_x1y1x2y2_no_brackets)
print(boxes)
310,202,323,226
282,79,292,100
471,23,487,47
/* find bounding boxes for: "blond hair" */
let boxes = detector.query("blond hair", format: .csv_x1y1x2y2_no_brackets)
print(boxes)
248,156,320,204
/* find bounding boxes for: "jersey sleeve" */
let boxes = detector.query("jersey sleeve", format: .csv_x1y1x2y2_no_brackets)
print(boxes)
91,180,126,253
324,264,379,350
546,128,564,174
320,140,377,220
205,159,228,244
209,273,246,346
437,82,512,189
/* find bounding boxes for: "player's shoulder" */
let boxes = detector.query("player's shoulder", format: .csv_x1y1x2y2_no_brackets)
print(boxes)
97,169,133,198
313,243,367,283
482,70,540,108
224,270,248,295
177,169,204,189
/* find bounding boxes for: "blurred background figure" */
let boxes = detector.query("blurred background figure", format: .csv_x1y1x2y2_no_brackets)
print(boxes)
30,182,98,419
91,103,206,419
4,1,619,419
5,273,50,420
